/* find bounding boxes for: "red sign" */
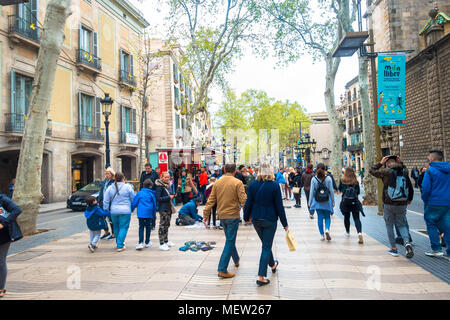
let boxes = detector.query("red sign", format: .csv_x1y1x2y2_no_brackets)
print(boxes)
159,152,168,164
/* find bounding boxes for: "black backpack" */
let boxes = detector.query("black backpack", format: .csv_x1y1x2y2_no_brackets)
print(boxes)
314,177,330,202
342,185,358,206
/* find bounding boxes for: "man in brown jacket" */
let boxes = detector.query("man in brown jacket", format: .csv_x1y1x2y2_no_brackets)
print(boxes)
203,163,247,278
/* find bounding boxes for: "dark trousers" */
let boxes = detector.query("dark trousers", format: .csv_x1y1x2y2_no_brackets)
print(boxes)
200,185,207,204
294,191,301,207
158,211,172,245
304,188,311,213
103,213,114,234
0,242,10,289
253,219,277,277
209,206,217,227
342,210,362,233
138,218,153,244
179,214,196,226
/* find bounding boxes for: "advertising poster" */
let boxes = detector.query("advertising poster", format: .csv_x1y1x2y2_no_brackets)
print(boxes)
377,54,406,125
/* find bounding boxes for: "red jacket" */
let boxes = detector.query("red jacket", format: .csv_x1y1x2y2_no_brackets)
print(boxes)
200,172,208,186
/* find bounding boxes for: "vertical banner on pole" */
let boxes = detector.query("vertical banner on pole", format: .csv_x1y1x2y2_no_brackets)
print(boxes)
377,53,406,125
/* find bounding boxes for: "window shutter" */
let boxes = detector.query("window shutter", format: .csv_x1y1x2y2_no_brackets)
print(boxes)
132,108,136,134
10,69,16,114
78,24,83,52
130,55,134,77
31,0,38,40
95,97,101,129
121,104,126,132
120,49,124,72
78,92,83,127
93,32,98,57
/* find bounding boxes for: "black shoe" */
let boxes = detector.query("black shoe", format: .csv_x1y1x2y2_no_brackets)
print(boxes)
405,243,414,259
395,238,404,245
271,260,279,273
256,279,270,286
100,233,110,240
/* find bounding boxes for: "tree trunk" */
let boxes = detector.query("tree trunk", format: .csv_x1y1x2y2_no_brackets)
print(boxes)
358,55,377,205
12,0,72,236
324,55,343,179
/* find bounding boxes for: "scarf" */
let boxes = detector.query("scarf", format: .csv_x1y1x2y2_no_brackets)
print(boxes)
155,179,176,213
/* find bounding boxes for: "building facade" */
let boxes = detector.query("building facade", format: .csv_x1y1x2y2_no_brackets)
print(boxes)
337,76,364,171
0,0,149,202
308,112,332,167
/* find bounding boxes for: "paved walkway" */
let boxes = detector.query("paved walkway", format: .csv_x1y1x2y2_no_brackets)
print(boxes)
3,198,449,300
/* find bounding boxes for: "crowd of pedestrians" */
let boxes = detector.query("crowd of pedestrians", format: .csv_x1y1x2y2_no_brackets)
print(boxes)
0,148,448,298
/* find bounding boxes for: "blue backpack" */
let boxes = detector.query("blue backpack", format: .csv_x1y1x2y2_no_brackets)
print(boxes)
386,169,409,202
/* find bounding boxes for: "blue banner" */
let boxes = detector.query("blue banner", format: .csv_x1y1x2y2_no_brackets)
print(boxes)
377,54,406,125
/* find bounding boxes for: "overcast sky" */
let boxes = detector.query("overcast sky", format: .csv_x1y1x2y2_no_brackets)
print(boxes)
129,0,360,115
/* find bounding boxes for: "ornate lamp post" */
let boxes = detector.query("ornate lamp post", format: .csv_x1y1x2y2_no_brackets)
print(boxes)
101,93,113,169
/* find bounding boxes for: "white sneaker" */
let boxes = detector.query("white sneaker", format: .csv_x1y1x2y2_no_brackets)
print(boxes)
166,241,175,247
344,232,350,237
320,234,325,241
145,242,152,248
159,243,170,251
136,243,144,250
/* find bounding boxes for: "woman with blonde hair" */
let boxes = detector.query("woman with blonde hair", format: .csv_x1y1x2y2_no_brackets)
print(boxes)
338,167,363,243
244,163,289,286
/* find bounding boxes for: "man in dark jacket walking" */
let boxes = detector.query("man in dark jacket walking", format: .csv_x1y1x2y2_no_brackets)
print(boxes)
370,155,414,258
140,164,160,190
302,164,314,217
421,150,450,259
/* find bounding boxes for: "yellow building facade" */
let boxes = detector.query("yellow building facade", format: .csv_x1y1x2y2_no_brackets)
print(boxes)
0,0,149,202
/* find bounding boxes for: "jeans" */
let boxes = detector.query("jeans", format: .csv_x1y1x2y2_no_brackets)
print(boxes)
111,214,131,249
0,242,10,289
316,209,331,235
424,205,450,254
138,218,153,244
253,219,277,277
179,214,196,226
200,185,207,204
342,210,362,233
89,230,101,246
394,219,412,242
218,218,240,273
383,204,410,249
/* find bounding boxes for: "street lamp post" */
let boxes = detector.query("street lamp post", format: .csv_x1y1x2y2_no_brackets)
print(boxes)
101,93,113,169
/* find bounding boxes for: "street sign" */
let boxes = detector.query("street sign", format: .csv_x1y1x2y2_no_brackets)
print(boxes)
377,53,406,125
158,152,168,164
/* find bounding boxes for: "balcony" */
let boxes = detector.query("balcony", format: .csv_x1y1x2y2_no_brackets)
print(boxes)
5,113,52,136
76,125,104,141
119,70,136,88
120,131,139,145
8,15,40,48
347,143,364,152
348,126,362,134
76,49,102,73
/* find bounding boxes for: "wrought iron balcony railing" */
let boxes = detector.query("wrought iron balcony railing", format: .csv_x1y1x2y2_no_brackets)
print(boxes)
9,15,39,42
77,49,102,71
76,124,104,141
119,70,136,87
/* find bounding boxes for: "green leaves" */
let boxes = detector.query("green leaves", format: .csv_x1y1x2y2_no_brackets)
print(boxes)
214,89,311,149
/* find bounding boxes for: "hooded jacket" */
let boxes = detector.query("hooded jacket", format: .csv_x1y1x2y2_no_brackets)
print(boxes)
369,162,413,206
421,161,450,206
131,188,157,219
84,205,109,231
0,194,22,244
178,199,202,221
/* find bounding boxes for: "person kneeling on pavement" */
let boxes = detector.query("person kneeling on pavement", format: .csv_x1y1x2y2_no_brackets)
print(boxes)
177,198,203,226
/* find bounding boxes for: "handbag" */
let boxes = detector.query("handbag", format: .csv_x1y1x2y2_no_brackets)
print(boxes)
292,187,300,194
285,230,298,251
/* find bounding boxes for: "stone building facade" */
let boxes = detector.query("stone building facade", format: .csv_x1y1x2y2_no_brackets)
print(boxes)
0,0,149,202
308,112,332,167
337,76,365,171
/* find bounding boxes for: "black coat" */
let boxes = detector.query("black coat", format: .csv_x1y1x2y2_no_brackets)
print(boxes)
97,178,114,207
0,194,23,244
140,170,160,190
155,183,172,213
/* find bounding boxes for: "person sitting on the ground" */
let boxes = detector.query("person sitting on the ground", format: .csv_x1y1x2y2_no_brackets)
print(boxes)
177,197,203,226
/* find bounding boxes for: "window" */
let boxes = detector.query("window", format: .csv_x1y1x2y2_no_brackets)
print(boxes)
78,93,101,128
14,0,39,41
173,63,179,82
121,105,136,134
120,49,134,77
175,114,180,129
11,70,33,116
174,86,180,107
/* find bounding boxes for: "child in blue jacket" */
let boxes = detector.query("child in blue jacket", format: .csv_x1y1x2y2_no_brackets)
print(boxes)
132,179,157,250
85,196,110,253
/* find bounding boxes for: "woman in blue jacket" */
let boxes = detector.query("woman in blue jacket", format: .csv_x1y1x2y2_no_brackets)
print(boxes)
132,179,157,250
0,194,22,298
309,163,335,241
244,164,289,287
103,172,135,252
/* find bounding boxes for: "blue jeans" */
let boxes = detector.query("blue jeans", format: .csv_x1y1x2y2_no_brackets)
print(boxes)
316,209,331,235
218,218,240,273
253,219,277,277
138,218,153,244
111,214,131,249
424,205,450,254
383,204,410,249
